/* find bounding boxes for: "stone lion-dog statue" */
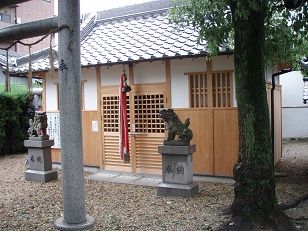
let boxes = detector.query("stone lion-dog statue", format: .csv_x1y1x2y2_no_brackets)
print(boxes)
159,108,193,146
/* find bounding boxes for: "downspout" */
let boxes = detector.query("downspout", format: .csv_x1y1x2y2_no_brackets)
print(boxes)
271,69,291,167
14,6,17,52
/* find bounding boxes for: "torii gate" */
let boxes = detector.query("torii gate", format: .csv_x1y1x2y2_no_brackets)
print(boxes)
0,1,95,230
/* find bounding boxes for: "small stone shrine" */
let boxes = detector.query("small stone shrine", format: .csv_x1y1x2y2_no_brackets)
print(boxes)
157,108,199,198
25,111,58,182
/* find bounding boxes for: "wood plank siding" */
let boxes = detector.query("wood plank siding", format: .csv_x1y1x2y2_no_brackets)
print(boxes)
49,59,282,177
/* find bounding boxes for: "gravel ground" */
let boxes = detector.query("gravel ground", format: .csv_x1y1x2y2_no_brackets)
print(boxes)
275,139,308,231
0,139,307,231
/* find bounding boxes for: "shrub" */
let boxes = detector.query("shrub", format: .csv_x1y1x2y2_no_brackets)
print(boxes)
0,87,30,155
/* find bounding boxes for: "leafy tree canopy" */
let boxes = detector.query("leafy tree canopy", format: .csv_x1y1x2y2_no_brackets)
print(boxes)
170,0,308,69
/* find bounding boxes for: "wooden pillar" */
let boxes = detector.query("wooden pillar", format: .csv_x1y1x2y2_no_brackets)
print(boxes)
128,63,137,173
96,66,104,169
165,59,171,108
207,59,215,175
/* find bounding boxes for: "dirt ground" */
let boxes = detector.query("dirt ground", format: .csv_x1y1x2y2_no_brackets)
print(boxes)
275,139,308,231
0,139,307,230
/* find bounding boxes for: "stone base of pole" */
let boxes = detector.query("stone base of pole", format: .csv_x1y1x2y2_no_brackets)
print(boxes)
54,215,95,231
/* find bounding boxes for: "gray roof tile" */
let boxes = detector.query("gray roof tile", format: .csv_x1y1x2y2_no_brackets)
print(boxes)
12,0,230,73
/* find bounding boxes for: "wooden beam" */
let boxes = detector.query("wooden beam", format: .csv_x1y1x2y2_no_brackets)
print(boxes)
0,0,30,8
0,17,58,43
165,59,171,107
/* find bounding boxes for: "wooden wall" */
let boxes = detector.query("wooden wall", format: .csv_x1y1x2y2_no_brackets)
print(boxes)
175,92,281,177
51,110,100,166
175,108,238,176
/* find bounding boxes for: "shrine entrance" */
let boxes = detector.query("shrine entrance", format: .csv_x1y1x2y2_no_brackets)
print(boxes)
100,83,166,174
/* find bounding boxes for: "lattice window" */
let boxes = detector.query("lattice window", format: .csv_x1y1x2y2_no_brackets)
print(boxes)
102,95,130,132
188,71,233,108
189,73,208,108
212,72,232,108
134,94,164,133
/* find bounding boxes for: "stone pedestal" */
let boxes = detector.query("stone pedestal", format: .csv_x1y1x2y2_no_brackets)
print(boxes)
157,145,199,198
24,139,58,183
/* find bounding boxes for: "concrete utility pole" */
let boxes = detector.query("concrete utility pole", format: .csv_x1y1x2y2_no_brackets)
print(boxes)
54,0,95,230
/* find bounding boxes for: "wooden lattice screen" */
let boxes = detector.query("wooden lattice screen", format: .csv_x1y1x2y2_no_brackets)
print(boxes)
102,95,130,132
212,71,232,108
189,73,208,108
134,94,165,133
189,71,233,108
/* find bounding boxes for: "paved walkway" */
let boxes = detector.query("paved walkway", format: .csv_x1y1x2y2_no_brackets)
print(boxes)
53,164,234,186
86,170,234,187
53,164,234,187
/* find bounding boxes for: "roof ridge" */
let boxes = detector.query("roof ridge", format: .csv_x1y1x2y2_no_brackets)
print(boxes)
96,0,170,21
96,8,168,24
16,47,56,66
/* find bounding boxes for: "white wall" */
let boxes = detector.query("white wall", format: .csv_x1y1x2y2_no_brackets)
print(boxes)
45,75,59,111
81,68,97,110
134,61,165,84
101,64,129,86
101,62,165,86
171,57,207,108
280,71,308,138
45,68,98,111
280,71,304,107
170,56,236,108
212,55,234,71
282,108,308,138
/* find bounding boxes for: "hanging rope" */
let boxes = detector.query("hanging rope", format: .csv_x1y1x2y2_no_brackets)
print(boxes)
47,34,56,78
28,45,33,96
5,50,10,92
119,71,131,163
0,25,71,98
0,24,71,51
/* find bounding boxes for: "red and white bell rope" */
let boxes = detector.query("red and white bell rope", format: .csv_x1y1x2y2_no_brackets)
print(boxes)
119,73,131,162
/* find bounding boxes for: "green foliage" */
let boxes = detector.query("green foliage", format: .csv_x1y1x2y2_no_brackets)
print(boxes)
169,0,308,68
0,89,30,155
169,0,232,55
0,84,28,95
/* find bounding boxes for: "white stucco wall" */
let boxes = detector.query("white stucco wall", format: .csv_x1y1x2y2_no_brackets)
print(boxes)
212,55,234,71
170,57,207,108
101,64,129,86
281,71,304,107
134,61,165,84
81,68,97,110
101,62,165,86
45,68,98,111
280,71,308,138
45,75,59,111
170,56,236,108
282,108,308,138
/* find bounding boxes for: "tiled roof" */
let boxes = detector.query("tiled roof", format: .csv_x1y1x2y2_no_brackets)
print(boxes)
12,0,230,74
0,50,22,67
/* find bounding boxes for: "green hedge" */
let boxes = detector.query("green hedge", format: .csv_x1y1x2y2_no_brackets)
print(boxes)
0,87,30,155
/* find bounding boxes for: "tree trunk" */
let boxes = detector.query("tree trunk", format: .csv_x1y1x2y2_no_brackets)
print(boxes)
230,0,277,226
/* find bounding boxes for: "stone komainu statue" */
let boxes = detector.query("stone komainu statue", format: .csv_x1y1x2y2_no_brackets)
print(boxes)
28,111,49,139
159,108,193,146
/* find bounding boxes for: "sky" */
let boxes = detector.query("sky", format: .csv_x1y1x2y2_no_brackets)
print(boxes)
54,0,153,15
